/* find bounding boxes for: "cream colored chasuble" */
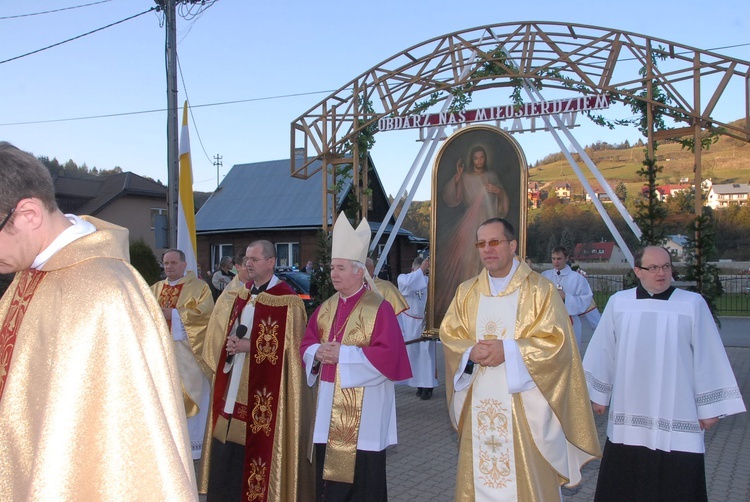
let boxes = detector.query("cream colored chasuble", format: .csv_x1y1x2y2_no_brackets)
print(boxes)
472,292,519,500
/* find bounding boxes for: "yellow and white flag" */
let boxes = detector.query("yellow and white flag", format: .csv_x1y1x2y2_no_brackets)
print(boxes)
177,100,197,274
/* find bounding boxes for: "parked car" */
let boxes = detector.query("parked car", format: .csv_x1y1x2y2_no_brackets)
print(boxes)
275,269,315,311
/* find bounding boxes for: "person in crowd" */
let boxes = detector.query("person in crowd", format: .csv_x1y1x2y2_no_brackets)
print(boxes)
151,248,215,460
211,255,236,300
440,217,600,501
300,215,412,501
540,245,595,346
398,256,438,400
199,240,313,501
583,245,746,501
0,141,197,499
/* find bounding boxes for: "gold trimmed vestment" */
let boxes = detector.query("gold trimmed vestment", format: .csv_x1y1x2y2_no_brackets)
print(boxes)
0,216,197,500
440,259,600,501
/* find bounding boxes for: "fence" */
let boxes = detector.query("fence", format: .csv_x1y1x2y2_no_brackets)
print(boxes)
586,274,750,315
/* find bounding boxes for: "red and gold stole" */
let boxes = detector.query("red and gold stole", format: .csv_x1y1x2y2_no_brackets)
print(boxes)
241,295,290,502
316,291,381,483
157,282,184,329
0,269,47,402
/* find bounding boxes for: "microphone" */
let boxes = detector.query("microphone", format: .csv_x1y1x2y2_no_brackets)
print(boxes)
226,324,248,366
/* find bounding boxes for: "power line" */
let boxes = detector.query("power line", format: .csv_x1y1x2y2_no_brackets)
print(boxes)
0,7,156,65
0,90,339,126
177,54,212,165
0,0,113,20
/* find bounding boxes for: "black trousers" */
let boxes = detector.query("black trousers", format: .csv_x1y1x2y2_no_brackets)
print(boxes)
206,438,245,502
314,444,387,502
594,439,708,502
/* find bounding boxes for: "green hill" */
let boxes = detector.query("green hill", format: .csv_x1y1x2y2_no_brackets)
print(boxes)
529,123,750,195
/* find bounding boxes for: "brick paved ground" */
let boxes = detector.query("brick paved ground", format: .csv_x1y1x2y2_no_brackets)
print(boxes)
197,319,750,501
386,341,750,501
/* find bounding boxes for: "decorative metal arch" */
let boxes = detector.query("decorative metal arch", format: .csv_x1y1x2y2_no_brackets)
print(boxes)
291,21,750,225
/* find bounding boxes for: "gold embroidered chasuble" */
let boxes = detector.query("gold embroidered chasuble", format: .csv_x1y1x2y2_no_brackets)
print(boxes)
197,281,314,502
151,271,214,416
373,277,408,315
440,259,600,501
0,216,197,500
315,290,381,483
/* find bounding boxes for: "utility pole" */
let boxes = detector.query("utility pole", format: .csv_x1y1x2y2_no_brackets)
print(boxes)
213,154,223,189
154,0,180,248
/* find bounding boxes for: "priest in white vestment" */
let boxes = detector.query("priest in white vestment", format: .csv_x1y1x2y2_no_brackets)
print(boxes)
540,246,594,345
397,255,438,399
151,249,215,460
583,245,746,501
440,218,600,501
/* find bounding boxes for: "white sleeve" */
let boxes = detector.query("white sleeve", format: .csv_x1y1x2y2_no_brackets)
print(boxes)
338,345,388,388
302,344,321,386
170,309,187,341
582,297,618,406
453,349,474,392
564,274,594,316
503,339,535,393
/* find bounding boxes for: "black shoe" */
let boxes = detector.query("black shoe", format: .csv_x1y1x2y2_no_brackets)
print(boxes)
415,388,424,397
420,388,433,400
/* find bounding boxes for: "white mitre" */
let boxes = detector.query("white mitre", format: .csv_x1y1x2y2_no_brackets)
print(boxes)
331,214,379,295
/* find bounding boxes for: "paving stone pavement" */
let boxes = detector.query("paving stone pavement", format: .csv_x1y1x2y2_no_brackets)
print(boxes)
386,338,750,501
197,318,750,501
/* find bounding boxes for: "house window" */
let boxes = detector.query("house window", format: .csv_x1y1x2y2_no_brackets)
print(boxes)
211,244,233,272
150,207,167,230
276,242,300,269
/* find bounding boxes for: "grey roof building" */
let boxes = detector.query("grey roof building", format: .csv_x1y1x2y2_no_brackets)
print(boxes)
195,157,426,278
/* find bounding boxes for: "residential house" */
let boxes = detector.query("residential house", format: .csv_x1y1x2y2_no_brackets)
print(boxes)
553,181,571,201
665,234,689,261
706,181,750,209
527,181,547,209
640,183,693,202
584,187,613,203
53,172,167,252
573,242,628,264
195,156,426,278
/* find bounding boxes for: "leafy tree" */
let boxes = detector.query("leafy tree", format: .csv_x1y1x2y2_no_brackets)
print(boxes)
560,228,576,256
683,211,722,325
310,230,334,312
615,181,628,201
129,238,161,285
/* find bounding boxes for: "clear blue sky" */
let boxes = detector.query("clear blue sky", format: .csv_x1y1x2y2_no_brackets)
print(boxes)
1,0,748,201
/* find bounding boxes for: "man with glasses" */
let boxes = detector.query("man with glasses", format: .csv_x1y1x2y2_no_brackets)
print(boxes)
198,240,313,501
440,217,600,501
0,142,197,499
151,248,215,461
583,246,746,501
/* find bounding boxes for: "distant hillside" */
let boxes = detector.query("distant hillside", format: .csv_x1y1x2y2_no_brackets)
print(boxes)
529,121,750,196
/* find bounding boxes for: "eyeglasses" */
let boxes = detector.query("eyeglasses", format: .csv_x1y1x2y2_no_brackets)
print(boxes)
0,207,16,233
474,239,512,249
637,263,672,273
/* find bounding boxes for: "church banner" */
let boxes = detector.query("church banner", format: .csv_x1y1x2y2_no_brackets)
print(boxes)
429,125,528,333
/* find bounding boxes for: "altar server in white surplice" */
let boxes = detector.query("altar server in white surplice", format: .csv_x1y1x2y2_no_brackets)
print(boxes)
583,245,745,502
398,256,438,400
540,246,594,346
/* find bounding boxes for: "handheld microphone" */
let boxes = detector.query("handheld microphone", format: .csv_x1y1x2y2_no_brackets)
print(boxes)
226,324,248,365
